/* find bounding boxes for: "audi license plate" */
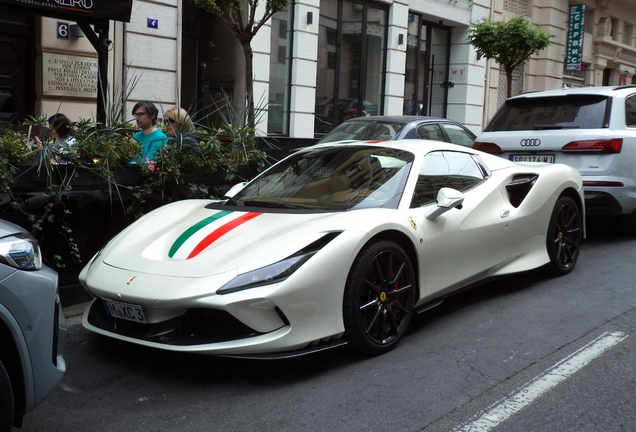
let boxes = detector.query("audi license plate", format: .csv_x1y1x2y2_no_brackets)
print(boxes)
102,299,147,323
510,155,555,163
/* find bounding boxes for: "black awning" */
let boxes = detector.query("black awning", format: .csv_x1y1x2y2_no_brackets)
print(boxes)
1,0,132,23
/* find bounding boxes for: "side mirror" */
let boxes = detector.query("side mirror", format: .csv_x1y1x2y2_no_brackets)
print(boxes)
425,187,464,220
224,182,248,199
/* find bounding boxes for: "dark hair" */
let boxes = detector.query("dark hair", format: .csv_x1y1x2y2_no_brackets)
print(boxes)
132,101,159,126
48,113,72,138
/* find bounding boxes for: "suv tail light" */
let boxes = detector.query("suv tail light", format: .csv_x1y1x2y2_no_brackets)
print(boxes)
562,139,623,153
473,142,503,154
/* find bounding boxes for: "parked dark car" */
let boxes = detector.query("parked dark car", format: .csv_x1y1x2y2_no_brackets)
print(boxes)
0,220,66,430
318,116,476,147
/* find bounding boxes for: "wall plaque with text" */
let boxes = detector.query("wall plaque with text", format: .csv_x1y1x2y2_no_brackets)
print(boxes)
42,53,98,98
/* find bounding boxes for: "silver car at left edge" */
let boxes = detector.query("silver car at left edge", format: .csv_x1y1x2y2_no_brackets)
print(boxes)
0,219,66,431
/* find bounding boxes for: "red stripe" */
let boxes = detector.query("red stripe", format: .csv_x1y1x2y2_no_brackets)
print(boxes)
187,212,262,259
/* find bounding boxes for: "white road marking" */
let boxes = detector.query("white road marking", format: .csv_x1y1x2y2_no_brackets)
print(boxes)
454,331,629,432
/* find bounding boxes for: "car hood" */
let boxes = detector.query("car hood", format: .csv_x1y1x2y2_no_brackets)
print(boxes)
0,219,27,237
101,200,355,278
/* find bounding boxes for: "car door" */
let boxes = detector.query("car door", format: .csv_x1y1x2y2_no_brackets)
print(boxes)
441,122,476,147
415,122,445,141
410,150,515,298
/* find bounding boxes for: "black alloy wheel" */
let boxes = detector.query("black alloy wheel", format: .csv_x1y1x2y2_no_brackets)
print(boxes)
546,196,582,275
343,240,416,355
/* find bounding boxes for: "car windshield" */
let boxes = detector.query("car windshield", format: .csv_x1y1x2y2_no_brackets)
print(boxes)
318,121,406,143
485,95,609,131
228,146,415,211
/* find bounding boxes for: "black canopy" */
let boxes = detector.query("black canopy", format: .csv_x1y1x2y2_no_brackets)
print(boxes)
1,0,132,24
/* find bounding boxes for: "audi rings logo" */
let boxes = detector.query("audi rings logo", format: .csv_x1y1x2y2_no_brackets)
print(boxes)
520,139,541,147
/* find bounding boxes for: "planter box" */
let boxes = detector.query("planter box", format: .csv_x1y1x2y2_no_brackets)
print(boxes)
9,164,258,192
11,166,48,192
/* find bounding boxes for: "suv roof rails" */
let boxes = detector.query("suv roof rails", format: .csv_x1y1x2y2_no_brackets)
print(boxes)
613,85,636,91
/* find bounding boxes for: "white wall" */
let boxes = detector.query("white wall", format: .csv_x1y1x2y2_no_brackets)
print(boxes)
123,0,180,121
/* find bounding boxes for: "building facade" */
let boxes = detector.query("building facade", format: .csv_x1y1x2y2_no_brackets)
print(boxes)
1,0,636,137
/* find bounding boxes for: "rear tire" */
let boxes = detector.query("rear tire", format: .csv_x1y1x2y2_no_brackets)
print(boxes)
546,196,582,275
343,240,416,355
0,360,14,432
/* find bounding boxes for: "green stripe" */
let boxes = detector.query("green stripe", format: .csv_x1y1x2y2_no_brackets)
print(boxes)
168,210,233,258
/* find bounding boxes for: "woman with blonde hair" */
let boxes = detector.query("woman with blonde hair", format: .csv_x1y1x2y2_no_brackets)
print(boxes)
164,107,197,146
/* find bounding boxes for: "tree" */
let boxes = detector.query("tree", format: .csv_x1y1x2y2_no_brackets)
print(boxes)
466,15,555,99
194,0,289,129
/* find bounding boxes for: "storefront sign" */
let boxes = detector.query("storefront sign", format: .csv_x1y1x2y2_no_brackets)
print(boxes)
1,0,133,23
42,53,98,98
566,4,586,71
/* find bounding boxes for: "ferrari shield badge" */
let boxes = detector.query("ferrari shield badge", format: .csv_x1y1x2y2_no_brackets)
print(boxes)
408,217,417,231
126,276,136,285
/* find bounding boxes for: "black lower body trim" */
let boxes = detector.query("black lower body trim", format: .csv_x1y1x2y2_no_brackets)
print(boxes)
87,298,273,346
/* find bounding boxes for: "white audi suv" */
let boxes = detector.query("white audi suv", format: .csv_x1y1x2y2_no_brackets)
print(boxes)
474,85,636,230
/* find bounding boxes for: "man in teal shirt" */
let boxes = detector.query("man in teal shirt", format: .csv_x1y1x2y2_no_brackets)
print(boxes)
131,101,167,161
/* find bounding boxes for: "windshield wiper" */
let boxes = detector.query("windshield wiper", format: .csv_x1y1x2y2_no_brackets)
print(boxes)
534,124,580,130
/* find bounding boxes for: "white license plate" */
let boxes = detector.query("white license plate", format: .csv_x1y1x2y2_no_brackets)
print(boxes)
103,299,147,323
510,155,555,163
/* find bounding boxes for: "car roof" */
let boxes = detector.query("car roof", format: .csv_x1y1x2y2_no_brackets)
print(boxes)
345,115,455,124
308,139,514,171
508,85,636,100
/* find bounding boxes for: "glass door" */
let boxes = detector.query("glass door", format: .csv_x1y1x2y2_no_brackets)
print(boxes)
404,17,451,118
403,14,423,115
426,26,450,117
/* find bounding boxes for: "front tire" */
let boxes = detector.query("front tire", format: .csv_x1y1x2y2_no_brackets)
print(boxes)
343,240,416,355
0,360,14,432
546,196,582,275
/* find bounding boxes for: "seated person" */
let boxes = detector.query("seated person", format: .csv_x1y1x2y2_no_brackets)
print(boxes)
34,113,76,164
164,107,197,147
131,101,168,162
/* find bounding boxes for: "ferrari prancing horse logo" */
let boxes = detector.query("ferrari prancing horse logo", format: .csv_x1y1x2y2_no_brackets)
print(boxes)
126,276,136,285
408,217,417,230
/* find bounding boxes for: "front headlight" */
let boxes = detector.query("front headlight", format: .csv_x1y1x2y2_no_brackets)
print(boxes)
216,252,316,295
0,233,43,270
216,232,343,295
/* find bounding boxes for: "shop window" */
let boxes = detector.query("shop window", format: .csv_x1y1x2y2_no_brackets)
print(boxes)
315,0,387,136
623,24,634,46
563,64,588,88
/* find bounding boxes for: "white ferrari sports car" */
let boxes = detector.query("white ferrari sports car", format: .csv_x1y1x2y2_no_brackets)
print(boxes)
80,140,584,357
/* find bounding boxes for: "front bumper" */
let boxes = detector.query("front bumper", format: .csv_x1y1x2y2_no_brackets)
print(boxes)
80,250,352,355
85,297,279,345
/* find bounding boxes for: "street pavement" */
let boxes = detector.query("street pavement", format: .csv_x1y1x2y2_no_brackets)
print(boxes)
19,217,636,432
